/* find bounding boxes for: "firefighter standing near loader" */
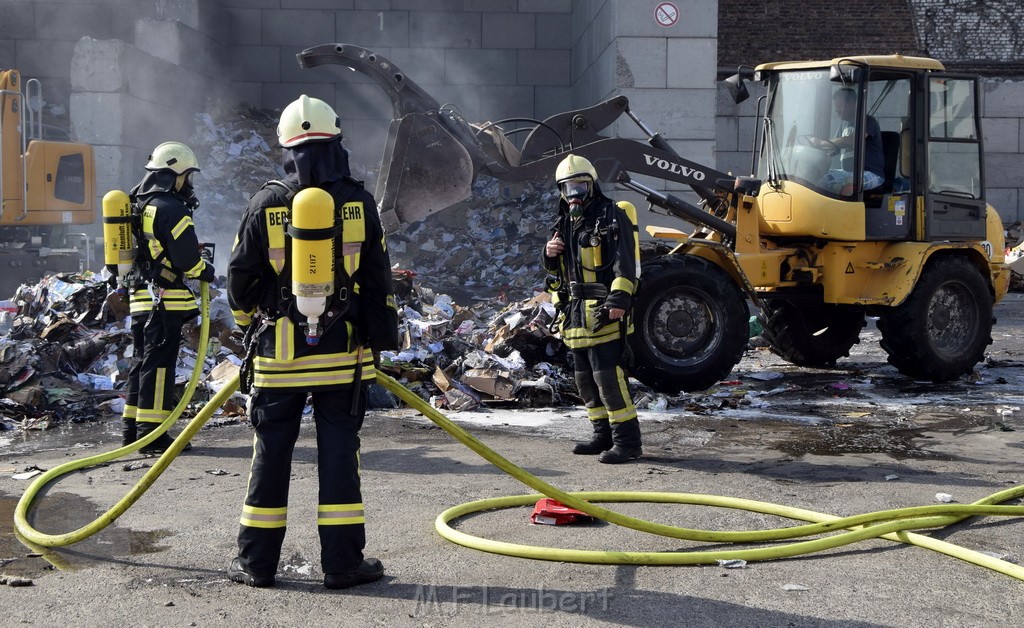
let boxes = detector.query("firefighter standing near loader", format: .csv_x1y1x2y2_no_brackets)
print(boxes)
544,154,643,464
121,142,214,453
225,95,399,589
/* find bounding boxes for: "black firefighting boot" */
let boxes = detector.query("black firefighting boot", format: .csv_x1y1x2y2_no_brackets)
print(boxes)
121,418,137,447
572,418,612,455
136,421,191,454
324,557,385,590
598,419,643,464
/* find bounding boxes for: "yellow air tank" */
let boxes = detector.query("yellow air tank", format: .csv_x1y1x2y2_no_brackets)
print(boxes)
290,187,336,345
101,190,135,296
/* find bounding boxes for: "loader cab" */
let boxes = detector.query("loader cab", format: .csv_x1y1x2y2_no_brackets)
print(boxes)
752,56,986,242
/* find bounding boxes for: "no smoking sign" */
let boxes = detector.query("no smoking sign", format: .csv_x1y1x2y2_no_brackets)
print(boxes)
655,2,679,27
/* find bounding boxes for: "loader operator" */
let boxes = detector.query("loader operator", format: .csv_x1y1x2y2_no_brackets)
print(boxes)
543,154,643,464
121,141,215,453
225,95,399,589
809,87,885,195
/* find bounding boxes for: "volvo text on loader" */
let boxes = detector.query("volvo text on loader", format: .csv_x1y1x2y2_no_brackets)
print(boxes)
0,69,97,298
297,44,1013,393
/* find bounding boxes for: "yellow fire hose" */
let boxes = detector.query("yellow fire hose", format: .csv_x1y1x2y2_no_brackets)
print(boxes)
14,283,221,546
13,298,1024,580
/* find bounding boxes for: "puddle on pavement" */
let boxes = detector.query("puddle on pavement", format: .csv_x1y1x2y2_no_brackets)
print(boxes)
0,492,172,580
772,411,996,459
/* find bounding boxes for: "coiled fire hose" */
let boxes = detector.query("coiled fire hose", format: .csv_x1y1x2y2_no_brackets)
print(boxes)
14,297,1024,580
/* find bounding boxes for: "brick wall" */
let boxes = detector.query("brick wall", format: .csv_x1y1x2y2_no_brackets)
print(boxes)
717,0,1024,223
717,0,922,70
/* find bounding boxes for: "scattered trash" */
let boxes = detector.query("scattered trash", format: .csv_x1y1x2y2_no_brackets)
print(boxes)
206,469,229,476
747,371,783,381
782,583,811,591
0,574,34,587
884,474,900,481
11,469,43,480
122,461,150,472
716,559,747,569
935,493,955,503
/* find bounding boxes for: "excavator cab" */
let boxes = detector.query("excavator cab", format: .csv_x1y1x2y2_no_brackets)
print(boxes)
751,56,987,243
0,69,96,295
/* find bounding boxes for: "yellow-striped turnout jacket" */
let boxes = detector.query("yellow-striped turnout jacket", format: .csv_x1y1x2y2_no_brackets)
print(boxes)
543,193,640,350
226,176,399,391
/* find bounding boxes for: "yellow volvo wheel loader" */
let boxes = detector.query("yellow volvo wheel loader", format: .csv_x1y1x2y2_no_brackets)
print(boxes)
297,44,1012,393
0,69,96,297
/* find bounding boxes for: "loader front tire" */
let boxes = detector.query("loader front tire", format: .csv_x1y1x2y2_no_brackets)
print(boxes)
757,300,865,367
628,255,748,394
877,255,993,382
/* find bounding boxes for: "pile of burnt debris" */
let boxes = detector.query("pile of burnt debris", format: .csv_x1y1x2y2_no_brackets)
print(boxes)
0,268,591,433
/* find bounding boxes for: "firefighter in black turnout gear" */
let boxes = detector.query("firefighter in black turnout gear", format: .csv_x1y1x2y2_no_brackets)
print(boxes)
544,154,643,464
225,95,399,589
121,142,214,453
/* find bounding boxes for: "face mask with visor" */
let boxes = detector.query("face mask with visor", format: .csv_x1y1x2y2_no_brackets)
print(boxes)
560,178,592,203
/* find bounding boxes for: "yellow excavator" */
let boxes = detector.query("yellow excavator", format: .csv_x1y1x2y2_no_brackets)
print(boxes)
297,44,1014,392
0,69,96,297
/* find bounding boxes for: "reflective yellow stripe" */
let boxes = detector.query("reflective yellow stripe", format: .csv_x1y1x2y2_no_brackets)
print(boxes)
170,215,193,240
240,505,287,529
184,258,205,278
255,351,369,371
610,277,635,294
275,317,294,361
587,406,608,420
137,408,170,423
253,366,376,389
317,503,365,526
233,308,254,327
122,405,137,419
608,407,637,423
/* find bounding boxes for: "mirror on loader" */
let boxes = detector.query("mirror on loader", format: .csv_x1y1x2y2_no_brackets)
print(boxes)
724,65,756,104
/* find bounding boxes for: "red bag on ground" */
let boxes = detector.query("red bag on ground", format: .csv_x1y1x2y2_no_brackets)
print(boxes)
530,498,595,525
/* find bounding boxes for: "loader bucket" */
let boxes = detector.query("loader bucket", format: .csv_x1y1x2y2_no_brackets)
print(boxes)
375,111,475,231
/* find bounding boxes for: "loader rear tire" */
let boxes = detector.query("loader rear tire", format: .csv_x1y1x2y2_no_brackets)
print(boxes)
877,255,993,382
627,255,748,394
757,300,865,367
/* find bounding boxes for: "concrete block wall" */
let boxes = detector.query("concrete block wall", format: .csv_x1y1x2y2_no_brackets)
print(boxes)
221,0,576,169
70,35,231,199
4,0,233,209
982,80,1024,223
569,0,719,236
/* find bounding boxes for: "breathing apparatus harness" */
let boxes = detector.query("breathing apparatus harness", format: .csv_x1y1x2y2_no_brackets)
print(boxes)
101,181,197,347
236,176,363,397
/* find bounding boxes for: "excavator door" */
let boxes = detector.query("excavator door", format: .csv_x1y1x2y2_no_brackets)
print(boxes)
375,111,475,231
921,73,986,240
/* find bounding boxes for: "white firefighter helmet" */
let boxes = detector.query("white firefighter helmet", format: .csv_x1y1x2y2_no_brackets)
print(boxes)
146,141,199,175
277,94,343,147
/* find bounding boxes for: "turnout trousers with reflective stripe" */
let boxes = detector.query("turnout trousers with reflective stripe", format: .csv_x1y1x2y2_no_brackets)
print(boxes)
122,309,189,427
572,339,637,425
237,386,367,576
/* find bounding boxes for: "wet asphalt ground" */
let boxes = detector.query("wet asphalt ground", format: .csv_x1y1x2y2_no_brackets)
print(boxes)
1,293,1023,626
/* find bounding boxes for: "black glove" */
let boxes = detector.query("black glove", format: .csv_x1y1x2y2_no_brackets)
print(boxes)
198,264,216,284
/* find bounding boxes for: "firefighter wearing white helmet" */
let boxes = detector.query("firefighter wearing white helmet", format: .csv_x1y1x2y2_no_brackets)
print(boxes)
544,154,643,464
276,94,342,147
120,140,214,453
226,94,399,589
